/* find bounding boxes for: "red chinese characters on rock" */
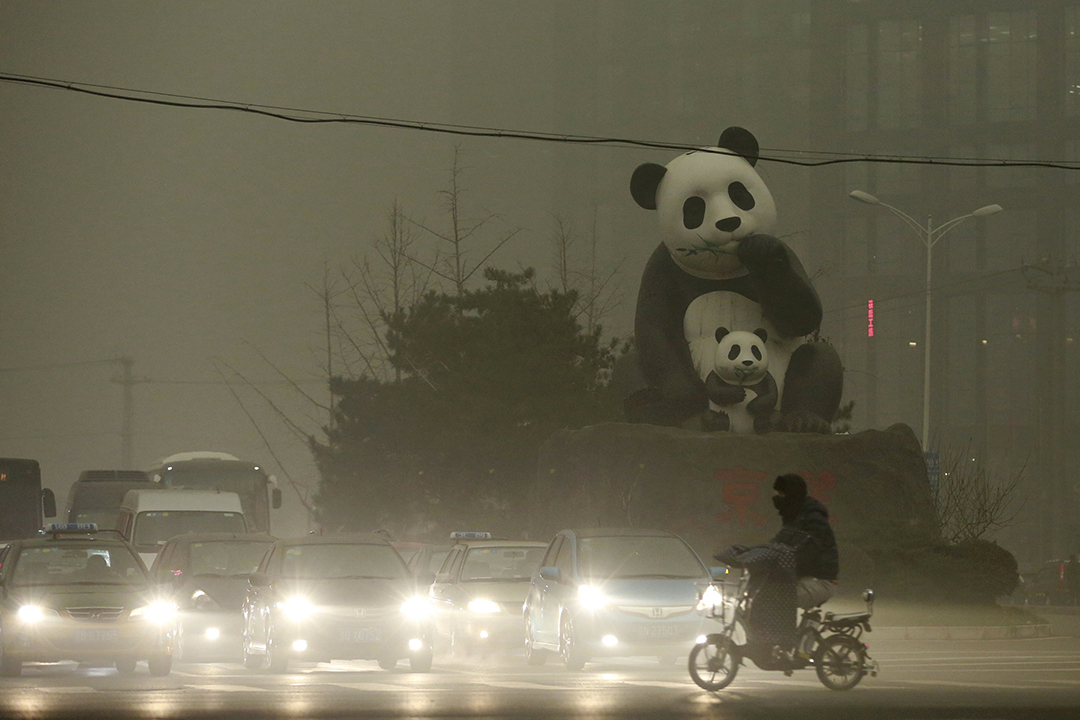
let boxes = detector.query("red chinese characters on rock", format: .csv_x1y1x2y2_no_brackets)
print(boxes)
714,467,837,528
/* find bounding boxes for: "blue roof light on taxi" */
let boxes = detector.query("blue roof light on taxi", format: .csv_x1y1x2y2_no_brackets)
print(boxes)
43,523,98,534
450,532,491,540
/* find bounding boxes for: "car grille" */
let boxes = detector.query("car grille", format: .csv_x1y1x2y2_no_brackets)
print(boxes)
612,605,695,620
66,607,125,622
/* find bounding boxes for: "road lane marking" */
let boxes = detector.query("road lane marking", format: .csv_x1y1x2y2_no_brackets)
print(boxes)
327,682,445,692
481,681,563,690
35,687,96,694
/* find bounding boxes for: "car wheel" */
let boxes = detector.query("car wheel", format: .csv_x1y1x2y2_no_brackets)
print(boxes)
524,614,546,667
147,654,172,677
410,646,433,672
377,656,397,670
559,614,587,671
265,629,288,674
242,634,263,671
115,657,137,675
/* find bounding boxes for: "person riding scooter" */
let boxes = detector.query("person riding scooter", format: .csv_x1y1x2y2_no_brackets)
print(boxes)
771,473,839,609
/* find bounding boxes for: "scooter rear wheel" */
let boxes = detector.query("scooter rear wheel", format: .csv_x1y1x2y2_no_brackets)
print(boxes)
688,635,739,691
815,634,866,691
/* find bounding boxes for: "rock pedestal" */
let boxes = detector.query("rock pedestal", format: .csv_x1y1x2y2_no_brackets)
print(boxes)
529,422,938,590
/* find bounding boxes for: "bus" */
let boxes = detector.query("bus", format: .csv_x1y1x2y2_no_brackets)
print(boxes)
0,458,57,540
145,452,281,534
63,469,152,530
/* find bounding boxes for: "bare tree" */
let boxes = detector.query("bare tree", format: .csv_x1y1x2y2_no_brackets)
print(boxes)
336,199,435,381
932,441,1026,544
408,146,520,298
547,205,625,335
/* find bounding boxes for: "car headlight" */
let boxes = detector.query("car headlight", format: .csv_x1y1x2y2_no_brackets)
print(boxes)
275,596,315,621
577,584,607,610
697,585,723,611
400,596,431,620
17,605,50,624
130,601,178,624
466,599,501,615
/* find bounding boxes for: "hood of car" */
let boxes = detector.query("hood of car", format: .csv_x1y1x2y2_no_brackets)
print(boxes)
581,578,707,607
8,584,153,613
182,575,253,610
272,577,415,608
460,581,532,605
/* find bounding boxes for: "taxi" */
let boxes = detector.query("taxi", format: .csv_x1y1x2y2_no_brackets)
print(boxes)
428,532,547,655
0,524,176,676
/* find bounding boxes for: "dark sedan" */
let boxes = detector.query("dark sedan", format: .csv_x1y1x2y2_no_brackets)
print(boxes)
241,535,433,673
150,532,276,661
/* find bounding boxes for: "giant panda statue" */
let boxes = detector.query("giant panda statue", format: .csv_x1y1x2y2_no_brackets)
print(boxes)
625,126,843,433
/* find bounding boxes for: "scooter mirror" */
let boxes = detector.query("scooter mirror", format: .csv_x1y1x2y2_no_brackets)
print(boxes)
862,589,875,604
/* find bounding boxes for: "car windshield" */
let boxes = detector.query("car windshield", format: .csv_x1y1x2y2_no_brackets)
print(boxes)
419,548,452,574
280,544,408,580
11,544,146,587
460,546,545,582
577,536,706,580
134,511,246,547
189,540,271,577
71,509,123,530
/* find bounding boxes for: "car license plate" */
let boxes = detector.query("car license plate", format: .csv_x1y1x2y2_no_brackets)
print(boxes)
635,624,679,639
339,628,381,643
74,629,119,644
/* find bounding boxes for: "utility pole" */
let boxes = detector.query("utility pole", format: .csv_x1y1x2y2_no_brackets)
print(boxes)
1024,258,1080,559
110,356,145,469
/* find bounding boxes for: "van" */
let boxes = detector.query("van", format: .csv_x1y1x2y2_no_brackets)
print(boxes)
117,489,248,569
63,469,151,530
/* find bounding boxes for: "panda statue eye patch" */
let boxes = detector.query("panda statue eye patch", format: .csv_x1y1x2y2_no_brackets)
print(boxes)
727,344,741,361
728,182,756,211
682,196,706,229
752,346,762,361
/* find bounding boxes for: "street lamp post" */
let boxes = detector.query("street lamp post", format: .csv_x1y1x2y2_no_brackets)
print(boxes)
849,190,1002,451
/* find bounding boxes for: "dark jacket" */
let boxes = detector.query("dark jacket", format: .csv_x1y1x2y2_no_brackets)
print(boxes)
773,496,839,581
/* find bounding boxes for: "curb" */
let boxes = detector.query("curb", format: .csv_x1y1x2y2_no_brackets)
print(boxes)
872,624,1053,641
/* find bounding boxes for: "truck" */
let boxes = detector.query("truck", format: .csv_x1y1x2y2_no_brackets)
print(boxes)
63,469,152,530
0,458,57,540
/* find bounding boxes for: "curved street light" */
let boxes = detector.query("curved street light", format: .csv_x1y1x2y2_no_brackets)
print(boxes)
848,190,1003,451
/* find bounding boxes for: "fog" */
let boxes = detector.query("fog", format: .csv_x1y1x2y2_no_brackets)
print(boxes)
1,1,1076,559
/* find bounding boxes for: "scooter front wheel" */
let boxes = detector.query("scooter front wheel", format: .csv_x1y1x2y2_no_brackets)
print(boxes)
688,635,739,691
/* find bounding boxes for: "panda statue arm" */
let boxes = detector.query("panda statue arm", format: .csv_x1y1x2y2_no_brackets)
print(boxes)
744,371,778,417
634,245,709,416
737,234,823,338
705,371,746,406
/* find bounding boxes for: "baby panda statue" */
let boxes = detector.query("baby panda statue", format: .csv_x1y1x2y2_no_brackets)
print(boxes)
703,327,780,434
625,126,843,433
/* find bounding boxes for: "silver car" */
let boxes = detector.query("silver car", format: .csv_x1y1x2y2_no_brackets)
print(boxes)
523,528,715,670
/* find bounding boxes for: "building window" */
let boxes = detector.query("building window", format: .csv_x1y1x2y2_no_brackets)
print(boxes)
986,11,1037,122
877,20,922,129
844,24,869,131
948,15,978,124
1068,6,1080,116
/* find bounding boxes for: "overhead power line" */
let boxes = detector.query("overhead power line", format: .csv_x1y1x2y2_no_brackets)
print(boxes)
3,72,1079,171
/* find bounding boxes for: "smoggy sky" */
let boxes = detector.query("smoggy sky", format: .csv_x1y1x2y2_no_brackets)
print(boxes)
7,1,776,536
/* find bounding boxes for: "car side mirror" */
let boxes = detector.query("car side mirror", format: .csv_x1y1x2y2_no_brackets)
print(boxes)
709,566,728,581
271,488,282,510
41,489,57,519
434,572,452,584
249,572,271,587
539,566,561,583
416,572,436,587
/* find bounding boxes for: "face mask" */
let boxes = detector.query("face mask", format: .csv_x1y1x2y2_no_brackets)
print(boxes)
772,495,785,510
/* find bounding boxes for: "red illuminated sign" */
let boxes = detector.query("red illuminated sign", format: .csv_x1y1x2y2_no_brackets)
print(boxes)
867,299,874,337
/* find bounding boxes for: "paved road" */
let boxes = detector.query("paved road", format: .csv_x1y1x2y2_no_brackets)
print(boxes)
1,637,1079,719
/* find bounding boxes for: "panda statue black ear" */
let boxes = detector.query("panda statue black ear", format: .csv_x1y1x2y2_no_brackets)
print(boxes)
631,163,667,210
717,127,760,167
715,327,731,343
753,328,768,342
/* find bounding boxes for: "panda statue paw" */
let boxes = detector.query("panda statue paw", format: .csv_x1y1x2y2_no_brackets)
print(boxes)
735,233,786,270
752,411,781,435
702,409,731,432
